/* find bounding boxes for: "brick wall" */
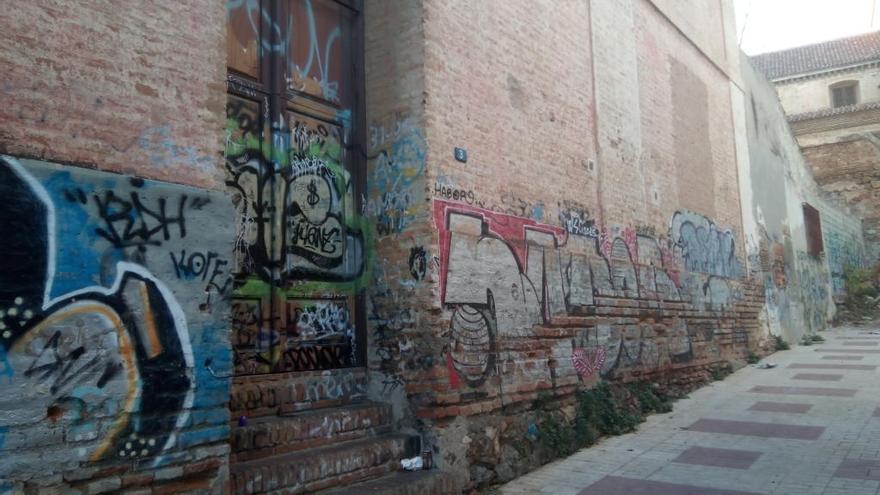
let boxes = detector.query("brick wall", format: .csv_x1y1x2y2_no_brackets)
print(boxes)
381,0,768,488
0,0,841,492
363,0,436,423
0,1,227,190
0,1,231,493
791,107,880,143
802,138,880,262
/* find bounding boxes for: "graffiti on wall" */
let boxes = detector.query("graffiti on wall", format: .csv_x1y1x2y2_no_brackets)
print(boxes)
431,180,549,223
825,231,865,296
769,242,787,289
226,0,346,102
408,246,427,281
170,249,233,298
571,328,606,379
433,200,742,386
569,319,721,380
231,298,263,375
225,95,367,374
0,156,233,479
226,96,365,285
796,251,831,333
671,211,743,278
366,239,439,395
558,201,599,238
285,299,356,369
370,301,415,395
368,119,426,236
361,117,432,393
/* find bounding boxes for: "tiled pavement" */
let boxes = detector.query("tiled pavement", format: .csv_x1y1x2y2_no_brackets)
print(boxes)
498,325,880,495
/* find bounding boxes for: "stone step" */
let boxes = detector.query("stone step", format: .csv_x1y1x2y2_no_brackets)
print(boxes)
232,402,394,462
316,470,463,495
230,434,419,495
231,369,369,419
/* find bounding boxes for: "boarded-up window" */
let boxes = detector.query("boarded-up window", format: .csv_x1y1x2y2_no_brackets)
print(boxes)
803,203,824,256
226,0,261,80
671,57,715,217
286,0,350,103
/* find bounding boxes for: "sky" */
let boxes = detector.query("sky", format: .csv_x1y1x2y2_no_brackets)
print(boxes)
734,0,880,55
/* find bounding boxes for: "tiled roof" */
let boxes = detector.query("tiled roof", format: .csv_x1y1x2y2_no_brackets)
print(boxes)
751,31,880,80
788,100,880,122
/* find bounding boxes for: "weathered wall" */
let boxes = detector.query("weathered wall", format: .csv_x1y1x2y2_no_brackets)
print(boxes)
801,136,880,264
0,157,234,493
768,64,880,263
0,1,232,492
0,1,227,189
775,65,880,116
589,0,742,234
649,0,741,80
821,202,867,297
791,108,880,148
221,3,412,490
1,0,862,493
740,55,865,342
383,0,766,488
363,0,432,418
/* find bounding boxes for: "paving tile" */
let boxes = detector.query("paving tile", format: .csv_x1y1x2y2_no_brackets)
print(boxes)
788,363,876,370
671,446,762,469
577,476,762,495
748,401,812,413
834,459,880,481
791,373,844,381
749,385,857,397
685,418,825,440
815,348,880,353
501,325,880,495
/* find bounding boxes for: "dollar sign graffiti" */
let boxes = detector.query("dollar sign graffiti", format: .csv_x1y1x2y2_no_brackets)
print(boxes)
306,179,319,206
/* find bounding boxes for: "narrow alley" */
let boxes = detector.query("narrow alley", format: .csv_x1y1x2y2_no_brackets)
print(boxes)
2,1,880,493
500,325,880,495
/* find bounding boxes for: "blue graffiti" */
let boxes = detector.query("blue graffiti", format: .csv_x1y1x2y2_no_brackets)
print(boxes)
227,0,342,102
293,0,341,102
369,127,426,235
137,126,215,171
532,202,545,222
0,345,12,385
671,211,743,278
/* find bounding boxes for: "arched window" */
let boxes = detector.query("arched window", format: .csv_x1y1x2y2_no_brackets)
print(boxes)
829,80,859,108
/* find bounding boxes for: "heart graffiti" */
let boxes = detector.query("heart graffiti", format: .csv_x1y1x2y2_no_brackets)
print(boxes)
571,347,606,378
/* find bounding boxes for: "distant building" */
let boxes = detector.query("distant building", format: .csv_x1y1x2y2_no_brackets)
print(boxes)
753,31,880,263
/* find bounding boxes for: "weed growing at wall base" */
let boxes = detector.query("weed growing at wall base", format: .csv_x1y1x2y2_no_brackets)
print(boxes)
774,335,790,351
710,365,732,381
800,334,825,346
836,264,880,323
532,382,674,461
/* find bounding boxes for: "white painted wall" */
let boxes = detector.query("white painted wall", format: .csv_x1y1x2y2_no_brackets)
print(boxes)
741,53,866,341
775,65,880,115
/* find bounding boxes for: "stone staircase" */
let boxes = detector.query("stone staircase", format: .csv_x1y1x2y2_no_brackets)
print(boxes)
229,370,460,494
